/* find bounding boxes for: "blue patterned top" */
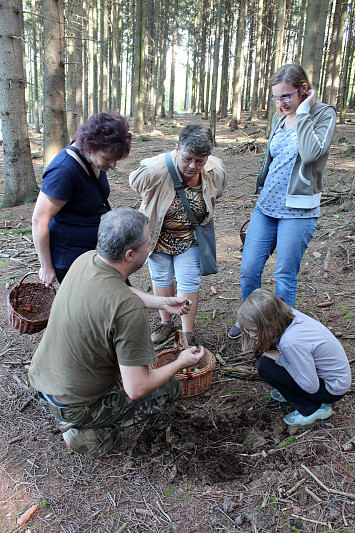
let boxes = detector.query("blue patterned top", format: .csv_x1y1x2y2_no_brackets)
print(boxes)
257,119,320,219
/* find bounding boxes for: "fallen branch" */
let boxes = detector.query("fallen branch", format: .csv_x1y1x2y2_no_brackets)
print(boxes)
323,247,331,278
284,477,306,497
290,513,329,526
304,486,323,503
301,464,355,499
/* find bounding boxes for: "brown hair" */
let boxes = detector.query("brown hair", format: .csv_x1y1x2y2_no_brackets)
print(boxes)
75,112,132,160
237,289,294,353
271,63,311,102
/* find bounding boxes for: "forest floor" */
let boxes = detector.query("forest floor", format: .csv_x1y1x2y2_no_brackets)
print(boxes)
0,111,354,533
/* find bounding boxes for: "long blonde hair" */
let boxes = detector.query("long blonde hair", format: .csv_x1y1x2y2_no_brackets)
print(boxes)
237,289,294,352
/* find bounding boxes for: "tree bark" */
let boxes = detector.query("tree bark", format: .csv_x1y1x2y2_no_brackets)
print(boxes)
339,0,355,122
134,0,146,132
249,0,264,119
266,0,286,136
302,0,327,88
42,0,69,169
209,0,222,144
230,0,247,130
219,0,233,118
168,0,178,120
31,0,41,133
0,0,39,207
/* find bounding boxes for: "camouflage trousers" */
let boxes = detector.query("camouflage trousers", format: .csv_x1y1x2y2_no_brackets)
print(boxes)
41,376,181,453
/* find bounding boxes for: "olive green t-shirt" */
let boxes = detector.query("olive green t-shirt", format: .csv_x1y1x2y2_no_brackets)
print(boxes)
29,251,157,406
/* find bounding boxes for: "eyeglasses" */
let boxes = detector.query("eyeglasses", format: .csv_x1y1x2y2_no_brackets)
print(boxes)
270,89,298,104
243,327,258,339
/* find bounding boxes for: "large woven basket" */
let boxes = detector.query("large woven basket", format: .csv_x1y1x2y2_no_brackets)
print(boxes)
7,272,56,334
152,330,216,398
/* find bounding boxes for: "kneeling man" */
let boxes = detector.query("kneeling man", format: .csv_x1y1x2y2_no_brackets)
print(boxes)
29,208,204,458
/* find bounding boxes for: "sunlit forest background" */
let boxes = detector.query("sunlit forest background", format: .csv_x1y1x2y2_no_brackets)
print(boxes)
0,0,354,206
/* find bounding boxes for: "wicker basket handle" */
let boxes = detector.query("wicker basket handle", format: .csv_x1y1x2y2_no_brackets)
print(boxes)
173,330,189,350
239,219,250,245
17,272,56,293
174,330,194,379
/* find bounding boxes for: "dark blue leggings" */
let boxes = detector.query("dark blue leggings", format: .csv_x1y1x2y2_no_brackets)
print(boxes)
257,355,345,416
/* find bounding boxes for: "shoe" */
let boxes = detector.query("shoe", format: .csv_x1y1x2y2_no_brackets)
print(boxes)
228,322,241,339
283,404,333,426
63,428,115,458
151,323,175,344
270,389,287,402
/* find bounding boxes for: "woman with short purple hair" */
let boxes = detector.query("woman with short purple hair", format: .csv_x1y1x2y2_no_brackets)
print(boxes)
32,112,132,285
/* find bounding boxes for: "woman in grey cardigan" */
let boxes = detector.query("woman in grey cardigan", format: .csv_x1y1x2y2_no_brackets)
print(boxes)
229,63,336,339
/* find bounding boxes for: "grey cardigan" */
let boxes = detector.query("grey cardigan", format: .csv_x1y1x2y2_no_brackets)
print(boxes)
255,102,336,209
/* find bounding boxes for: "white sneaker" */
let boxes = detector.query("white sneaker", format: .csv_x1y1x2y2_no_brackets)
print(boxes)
283,404,333,426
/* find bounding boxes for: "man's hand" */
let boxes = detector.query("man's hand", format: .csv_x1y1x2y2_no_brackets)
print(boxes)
120,345,204,400
177,346,204,368
163,297,191,316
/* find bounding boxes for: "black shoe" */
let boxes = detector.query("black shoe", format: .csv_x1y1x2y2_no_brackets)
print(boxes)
228,322,241,339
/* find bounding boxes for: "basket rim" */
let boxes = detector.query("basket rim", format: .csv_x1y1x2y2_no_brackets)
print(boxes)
156,346,216,381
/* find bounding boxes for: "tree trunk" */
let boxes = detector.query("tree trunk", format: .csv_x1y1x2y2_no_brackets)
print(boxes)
249,0,264,119
42,0,69,169
31,0,41,133
323,0,348,105
219,0,232,118
302,0,326,87
245,14,255,112
230,0,247,130
157,0,168,118
0,0,39,207
66,4,77,138
134,0,146,132
88,0,98,115
266,0,286,136
168,0,178,120
198,0,209,114
74,0,83,125
99,0,108,112
339,0,355,122
83,0,89,120
296,0,307,63
209,0,222,144
312,0,330,93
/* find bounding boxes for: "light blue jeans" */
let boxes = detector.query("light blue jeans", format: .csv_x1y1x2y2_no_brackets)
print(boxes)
148,247,201,293
240,206,317,307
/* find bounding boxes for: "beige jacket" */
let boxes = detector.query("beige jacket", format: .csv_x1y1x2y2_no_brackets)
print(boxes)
129,150,226,252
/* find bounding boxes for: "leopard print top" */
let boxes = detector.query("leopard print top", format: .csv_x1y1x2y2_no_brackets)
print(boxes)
154,184,207,255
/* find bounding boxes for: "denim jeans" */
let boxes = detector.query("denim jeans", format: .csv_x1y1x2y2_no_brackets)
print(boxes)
240,206,317,306
257,356,345,416
148,247,201,293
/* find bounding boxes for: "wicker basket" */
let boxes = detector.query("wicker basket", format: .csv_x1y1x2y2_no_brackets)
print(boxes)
7,272,56,334
240,219,250,246
152,330,216,398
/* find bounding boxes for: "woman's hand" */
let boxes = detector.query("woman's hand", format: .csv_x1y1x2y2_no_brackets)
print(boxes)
32,192,66,287
38,266,56,287
304,89,316,110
